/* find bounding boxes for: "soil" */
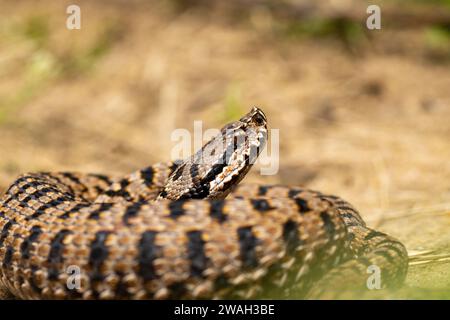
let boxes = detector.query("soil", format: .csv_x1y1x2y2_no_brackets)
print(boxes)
0,0,449,299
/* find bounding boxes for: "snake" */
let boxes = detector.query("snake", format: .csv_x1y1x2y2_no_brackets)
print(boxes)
0,107,408,299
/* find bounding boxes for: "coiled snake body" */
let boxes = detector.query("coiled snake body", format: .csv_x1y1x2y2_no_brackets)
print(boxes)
0,107,408,299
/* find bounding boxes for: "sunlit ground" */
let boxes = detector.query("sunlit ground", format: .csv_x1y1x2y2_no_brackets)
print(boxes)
0,0,449,299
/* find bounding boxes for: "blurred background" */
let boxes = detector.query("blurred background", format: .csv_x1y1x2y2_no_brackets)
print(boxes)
0,0,449,298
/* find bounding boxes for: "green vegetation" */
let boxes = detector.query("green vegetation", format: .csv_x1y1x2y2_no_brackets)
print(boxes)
425,25,450,62
0,16,56,123
61,22,123,75
0,51,59,120
223,84,245,122
426,25,450,48
0,15,123,124
408,0,450,7
281,18,366,50
22,15,50,47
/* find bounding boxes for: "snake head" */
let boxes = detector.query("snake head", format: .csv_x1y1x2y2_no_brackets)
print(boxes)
159,107,268,200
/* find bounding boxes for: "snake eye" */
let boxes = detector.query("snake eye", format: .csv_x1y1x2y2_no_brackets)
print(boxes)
253,113,266,126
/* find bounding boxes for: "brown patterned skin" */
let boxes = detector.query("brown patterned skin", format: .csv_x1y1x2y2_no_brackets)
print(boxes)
0,108,408,299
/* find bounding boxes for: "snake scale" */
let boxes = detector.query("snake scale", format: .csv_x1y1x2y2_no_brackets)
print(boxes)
0,107,408,299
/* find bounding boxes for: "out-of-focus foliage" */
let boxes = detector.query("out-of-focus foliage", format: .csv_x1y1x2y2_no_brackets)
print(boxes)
0,0,449,299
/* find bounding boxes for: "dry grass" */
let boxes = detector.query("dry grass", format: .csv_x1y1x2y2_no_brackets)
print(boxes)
0,0,449,298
